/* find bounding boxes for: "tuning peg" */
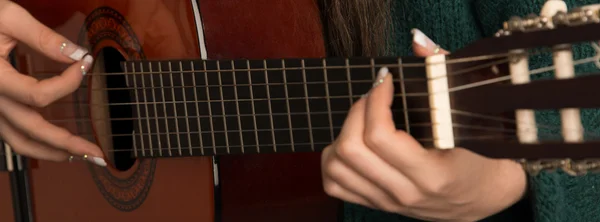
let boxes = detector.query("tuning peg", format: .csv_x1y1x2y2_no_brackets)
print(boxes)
541,0,567,17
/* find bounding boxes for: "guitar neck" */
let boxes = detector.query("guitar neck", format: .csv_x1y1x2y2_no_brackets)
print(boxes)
119,56,433,158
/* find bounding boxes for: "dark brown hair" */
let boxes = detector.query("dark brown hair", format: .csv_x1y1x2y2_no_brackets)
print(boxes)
320,0,393,57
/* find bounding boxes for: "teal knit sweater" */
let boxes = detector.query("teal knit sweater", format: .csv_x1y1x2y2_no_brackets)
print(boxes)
344,0,600,221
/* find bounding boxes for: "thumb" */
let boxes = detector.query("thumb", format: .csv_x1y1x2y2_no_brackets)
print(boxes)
0,1,88,63
411,28,449,57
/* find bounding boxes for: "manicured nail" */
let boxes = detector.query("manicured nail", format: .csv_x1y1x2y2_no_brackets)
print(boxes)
411,28,436,49
81,54,94,76
84,154,107,167
90,156,107,167
372,66,389,87
60,42,88,61
69,154,107,167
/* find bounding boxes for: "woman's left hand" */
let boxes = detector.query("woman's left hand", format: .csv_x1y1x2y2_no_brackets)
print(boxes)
320,29,528,222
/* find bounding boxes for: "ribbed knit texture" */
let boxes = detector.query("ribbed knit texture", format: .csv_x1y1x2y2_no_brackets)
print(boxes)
343,0,600,221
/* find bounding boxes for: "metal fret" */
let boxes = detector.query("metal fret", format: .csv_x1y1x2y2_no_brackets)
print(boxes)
282,59,295,152
139,63,154,156
217,61,230,154
323,59,334,141
131,63,145,156
247,60,260,152
190,61,205,155
168,62,183,156
345,58,354,105
148,62,163,156
179,61,194,156
264,60,277,152
231,61,245,153
124,64,138,157
301,59,315,151
370,58,377,79
204,60,217,154
158,62,172,156
398,58,410,134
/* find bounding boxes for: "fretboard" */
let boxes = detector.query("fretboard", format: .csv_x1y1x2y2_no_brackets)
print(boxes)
120,57,435,158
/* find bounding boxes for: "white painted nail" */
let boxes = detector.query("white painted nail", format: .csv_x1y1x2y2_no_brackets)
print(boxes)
60,42,88,61
89,156,107,167
372,66,389,87
411,28,435,48
81,54,94,76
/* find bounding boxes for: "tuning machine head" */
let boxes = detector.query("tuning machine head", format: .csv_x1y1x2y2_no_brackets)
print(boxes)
495,4,600,37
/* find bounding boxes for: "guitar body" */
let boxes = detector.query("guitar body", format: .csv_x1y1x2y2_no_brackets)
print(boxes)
2,0,338,221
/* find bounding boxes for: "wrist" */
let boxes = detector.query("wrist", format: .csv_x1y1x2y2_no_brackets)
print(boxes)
471,159,528,220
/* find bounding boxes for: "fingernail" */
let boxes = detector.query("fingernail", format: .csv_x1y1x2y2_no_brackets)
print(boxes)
69,155,107,167
411,28,436,49
81,54,94,76
84,155,107,167
60,42,88,61
372,66,389,88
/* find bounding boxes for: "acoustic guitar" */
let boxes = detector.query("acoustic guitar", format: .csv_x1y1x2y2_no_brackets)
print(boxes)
1,0,600,221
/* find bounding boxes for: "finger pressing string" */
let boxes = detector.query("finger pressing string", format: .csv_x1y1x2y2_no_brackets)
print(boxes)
364,67,427,170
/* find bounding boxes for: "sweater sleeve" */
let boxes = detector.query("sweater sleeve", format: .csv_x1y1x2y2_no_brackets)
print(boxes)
472,0,600,221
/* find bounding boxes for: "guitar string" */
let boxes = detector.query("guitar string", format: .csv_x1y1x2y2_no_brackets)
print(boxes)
30,47,599,106
36,107,599,139
31,42,594,107
3,46,597,157
33,53,599,124
29,45,559,78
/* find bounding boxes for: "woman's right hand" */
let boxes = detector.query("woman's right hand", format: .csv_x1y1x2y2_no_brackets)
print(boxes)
0,0,105,166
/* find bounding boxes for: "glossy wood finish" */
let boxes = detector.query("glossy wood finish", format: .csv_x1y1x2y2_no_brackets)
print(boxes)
13,1,215,221
10,0,339,221
0,173,15,222
196,0,340,221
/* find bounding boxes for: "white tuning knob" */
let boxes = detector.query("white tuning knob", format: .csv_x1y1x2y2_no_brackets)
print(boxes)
541,0,567,17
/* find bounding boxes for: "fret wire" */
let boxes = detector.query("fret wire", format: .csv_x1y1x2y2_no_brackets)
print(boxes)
204,60,217,154
217,61,230,154
179,61,194,156
148,62,163,156
398,58,411,134
323,59,334,142
247,60,260,153
301,59,315,151
370,58,376,81
345,58,354,105
140,63,154,156
231,61,245,154
190,61,205,155
124,64,138,157
132,129,138,157
168,62,183,156
131,63,146,157
264,60,277,152
158,62,172,156
282,59,295,152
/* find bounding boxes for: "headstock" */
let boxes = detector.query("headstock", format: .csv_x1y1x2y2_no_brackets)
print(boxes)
428,1,600,175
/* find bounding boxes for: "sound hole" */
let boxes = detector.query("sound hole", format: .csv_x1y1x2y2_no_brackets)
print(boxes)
95,47,135,171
